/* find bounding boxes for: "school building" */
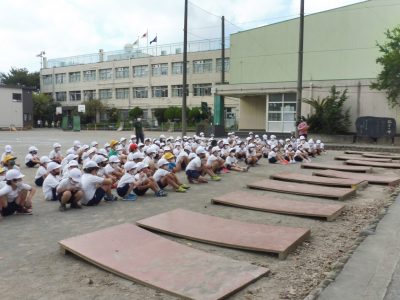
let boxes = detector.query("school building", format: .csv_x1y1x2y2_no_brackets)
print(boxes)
215,0,400,133
39,39,238,127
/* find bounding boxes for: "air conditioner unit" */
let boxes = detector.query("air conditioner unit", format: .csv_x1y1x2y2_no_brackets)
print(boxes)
161,50,167,56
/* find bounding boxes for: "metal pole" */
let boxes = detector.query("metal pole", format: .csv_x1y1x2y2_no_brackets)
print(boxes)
182,0,188,136
221,16,225,83
296,0,305,129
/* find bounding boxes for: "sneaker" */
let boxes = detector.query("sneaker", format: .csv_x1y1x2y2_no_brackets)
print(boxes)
104,194,115,202
155,190,168,197
70,202,82,209
175,186,187,193
180,184,191,189
16,207,33,215
221,168,230,174
123,193,137,201
210,175,221,181
59,204,67,212
289,160,296,164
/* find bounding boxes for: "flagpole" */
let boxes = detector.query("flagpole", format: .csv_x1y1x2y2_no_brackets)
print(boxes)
146,29,149,56
155,33,158,56
137,35,140,48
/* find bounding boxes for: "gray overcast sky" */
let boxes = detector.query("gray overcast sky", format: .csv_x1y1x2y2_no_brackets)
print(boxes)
0,0,364,73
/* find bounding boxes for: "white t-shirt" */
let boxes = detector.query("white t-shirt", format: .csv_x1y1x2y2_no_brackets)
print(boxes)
117,173,136,188
246,149,256,158
142,156,153,166
206,154,218,167
294,149,303,157
153,168,170,182
25,153,37,164
0,183,32,203
268,151,277,159
43,174,61,201
104,164,116,175
225,156,237,166
57,177,82,193
35,166,47,179
186,156,201,171
134,172,148,184
176,150,188,163
81,173,105,204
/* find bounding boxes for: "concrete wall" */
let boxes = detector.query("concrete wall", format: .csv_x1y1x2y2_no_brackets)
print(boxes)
0,87,23,128
239,96,266,130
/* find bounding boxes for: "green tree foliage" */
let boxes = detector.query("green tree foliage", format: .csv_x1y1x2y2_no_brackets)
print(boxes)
371,27,400,107
32,93,59,123
108,107,119,123
81,99,106,123
164,106,181,121
303,86,351,134
128,106,143,119
154,108,167,123
0,67,40,90
188,107,205,123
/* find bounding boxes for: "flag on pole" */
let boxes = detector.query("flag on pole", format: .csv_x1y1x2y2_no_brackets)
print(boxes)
141,31,147,38
132,38,139,46
150,36,157,44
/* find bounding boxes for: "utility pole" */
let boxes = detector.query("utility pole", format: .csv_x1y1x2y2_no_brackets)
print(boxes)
182,0,188,136
296,0,305,131
221,16,225,83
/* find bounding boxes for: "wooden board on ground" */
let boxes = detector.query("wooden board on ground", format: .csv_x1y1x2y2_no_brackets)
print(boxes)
344,150,366,155
212,191,345,221
59,224,269,300
312,169,400,186
301,162,372,173
334,155,393,163
270,172,367,189
136,208,310,260
247,179,356,200
345,160,400,169
362,153,400,160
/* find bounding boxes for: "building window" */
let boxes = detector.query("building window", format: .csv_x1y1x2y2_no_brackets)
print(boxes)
151,86,168,98
133,87,148,98
12,93,22,102
83,70,96,81
55,92,67,102
151,63,168,76
193,59,212,74
171,85,189,97
69,72,81,83
267,93,296,132
99,89,112,100
115,67,129,79
116,88,129,99
69,91,81,101
193,83,212,96
83,90,96,100
43,75,52,85
216,58,230,72
44,93,53,100
133,65,148,77
55,73,66,84
172,62,189,75
99,68,112,80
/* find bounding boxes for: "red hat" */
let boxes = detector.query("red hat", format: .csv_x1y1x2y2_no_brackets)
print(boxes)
129,143,138,152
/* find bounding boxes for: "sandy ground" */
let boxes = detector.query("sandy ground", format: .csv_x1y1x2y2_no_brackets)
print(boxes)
0,129,398,300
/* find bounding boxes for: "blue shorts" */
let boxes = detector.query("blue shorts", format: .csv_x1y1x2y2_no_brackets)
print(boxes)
268,157,277,163
117,184,129,197
1,201,20,216
186,169,201,179
35,177,44,187
86,187,106,206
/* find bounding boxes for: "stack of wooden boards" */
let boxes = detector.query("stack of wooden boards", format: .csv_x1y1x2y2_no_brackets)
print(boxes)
59,150,400,299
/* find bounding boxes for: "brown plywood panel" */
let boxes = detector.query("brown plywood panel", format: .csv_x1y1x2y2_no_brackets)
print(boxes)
301,162,372,173
137,209,310,260
312,170,400,186
212,191,345,221
362,153,400,160
344,150,366,155
270,172,367,189
334,155,393,163
247,179,356,200
345,160,400,169
59,224,269,300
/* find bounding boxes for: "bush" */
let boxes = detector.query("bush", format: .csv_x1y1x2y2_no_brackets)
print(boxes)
303,86,351,134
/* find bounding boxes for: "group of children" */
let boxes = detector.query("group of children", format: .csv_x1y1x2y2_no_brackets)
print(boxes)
0,132,325,217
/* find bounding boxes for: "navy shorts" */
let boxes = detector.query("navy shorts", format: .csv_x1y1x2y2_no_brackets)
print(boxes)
1,201,20,216
186,169,200,179
268,157,277,163
35,177,44,187
117,184,129,197
294,156,303,162
157,180,167,189
85,187,106,206
26,161,37,168
134,187,148,196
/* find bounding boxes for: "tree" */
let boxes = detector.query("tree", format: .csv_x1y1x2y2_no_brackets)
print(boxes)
81,99,106,123
128,106,143,119
108,107,119,123
32,93,59,124
371,27,400,107
0,67,40,90
164,106,182,121
303,86,351,134
154,108,167,124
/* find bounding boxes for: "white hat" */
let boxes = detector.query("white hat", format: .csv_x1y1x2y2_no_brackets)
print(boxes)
53,142,61,148
246,137,252,141
83,160,99,169
138,142,144,147
196,146,206,154
90,141,98,147
144,137,151,142
124,161,137,171
164,146,171,151
146,147,157,154
67,160,79,168
109,155,120,163
316,140,321,144
248,143,256,148
73,140,81,147
81,144,89,150
65,153,78,162
87,147,97,155
136,162,149,171
40,156,51,164
120,137,127,142
47,162,61,172
104,143,110,148
66,149,75,155
130,134,136,139
93,154,108,164
28,146,38,152
159,134,166,139
116,145,124,151
184,145,192,152
249,132,254,135
188,153,197,160
300,135,306,140
98,149,108,157
5,145,12,153
270,135,276,139
211,146,220,153
157,158,170,167
132,152,145,160
6,169,24,181
174,142,181,147
69,168,82,183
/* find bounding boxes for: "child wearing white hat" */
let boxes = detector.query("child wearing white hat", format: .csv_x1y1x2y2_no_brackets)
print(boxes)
25,146,40,168
56,168,83,211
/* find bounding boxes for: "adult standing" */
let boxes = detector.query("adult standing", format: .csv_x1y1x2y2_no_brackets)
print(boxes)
297,117,310,139
134,117,145,143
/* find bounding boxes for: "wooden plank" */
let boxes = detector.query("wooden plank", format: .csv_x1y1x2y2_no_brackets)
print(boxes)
344,150,366,155
137,208,310,260
362,153,400,160
212,191,345,221
312,169,400,186
270,172,367,189
345,160,400,169
301,162,372,173
334,155,393,163
247,179,356,200
59,224,269,300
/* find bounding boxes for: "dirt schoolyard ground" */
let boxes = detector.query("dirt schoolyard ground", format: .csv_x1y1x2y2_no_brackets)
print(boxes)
0,129,399,300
